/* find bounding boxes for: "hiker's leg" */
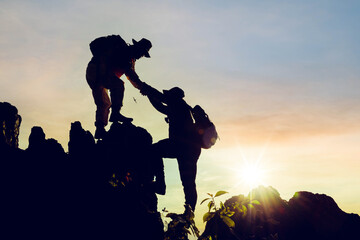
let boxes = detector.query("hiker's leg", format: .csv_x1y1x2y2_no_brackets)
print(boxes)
178,145,201,210
92,86,111,127
86,60,111,127
109,76,125,111
108,76,132,122
178,158,198,211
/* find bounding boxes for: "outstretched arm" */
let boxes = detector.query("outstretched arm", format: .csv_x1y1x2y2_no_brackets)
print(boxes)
124,59,143,89
148,94,168,115
139,82,168,115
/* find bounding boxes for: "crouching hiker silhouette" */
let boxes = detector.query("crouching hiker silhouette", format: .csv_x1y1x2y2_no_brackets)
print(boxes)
86,35,152,139
142,84,201,211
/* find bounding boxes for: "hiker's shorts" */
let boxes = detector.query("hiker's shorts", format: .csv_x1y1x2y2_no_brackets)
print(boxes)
86,61,124,126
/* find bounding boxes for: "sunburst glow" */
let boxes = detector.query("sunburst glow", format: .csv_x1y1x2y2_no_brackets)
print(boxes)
240,163,265,188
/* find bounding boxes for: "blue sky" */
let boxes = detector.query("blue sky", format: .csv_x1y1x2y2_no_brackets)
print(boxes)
1,0,360,236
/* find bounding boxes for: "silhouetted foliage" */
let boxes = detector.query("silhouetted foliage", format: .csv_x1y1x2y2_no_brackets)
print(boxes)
200,186,360,240
0,102,21,148
164,204,200,240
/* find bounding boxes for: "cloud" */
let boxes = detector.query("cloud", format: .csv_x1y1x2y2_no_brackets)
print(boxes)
215,104,360,146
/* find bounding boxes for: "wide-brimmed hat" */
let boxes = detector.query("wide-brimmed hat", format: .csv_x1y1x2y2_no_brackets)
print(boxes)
132,38,152,58
163,87,185,99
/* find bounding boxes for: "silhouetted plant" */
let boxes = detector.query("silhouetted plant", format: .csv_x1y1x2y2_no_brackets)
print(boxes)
163,204,200,240
201,191,235,228
108,172,132,187
199,191,234,240
199,191,262,240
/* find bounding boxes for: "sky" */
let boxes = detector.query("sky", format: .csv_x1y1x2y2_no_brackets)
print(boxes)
1,0,360,236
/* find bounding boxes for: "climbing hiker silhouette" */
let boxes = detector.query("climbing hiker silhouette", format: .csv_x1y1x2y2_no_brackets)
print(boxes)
141,84,202,211
86,35,152,139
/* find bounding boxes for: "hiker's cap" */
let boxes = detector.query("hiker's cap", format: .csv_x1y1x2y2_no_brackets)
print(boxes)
163,87,185,99
132,38,152,58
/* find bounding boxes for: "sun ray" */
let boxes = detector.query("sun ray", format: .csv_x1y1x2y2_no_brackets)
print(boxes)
226,137,276,194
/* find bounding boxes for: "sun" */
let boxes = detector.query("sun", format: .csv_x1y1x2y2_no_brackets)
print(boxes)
226,145,273,192
240,162,265,188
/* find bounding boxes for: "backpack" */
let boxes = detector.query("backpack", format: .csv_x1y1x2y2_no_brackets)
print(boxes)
191,105,218,149
89,35,128,57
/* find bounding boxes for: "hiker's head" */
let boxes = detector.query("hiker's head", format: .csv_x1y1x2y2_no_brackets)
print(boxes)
131,38,152,59
163,87,185,100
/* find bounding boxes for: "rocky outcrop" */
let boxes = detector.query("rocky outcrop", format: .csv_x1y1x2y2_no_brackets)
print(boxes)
68,121,95,158
2,111,165,240
201,186,360,240
26,126,66,160
65,121,165,240
286,191,360,240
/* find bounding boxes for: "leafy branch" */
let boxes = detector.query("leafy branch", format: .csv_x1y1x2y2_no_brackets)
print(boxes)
201,191,235,228
163,204,200,240
200,191,262,240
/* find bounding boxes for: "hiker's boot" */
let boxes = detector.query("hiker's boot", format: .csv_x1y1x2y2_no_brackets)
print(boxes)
94,123,106,139
95,127,106,139
109,112,133,123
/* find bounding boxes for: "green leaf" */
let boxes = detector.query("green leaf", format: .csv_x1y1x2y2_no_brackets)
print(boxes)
248,203,255,209
220,201,224,209
251,200,261,205
242,205,247,218
236,205,242,213
221,216,235,228
214,190,228,198
200,197,210,205
203,212,215,222
226,211,235,217
207,193,213,197
208,201,214,211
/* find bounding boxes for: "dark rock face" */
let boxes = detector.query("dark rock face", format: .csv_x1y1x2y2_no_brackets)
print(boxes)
26,126,66,160
28,126,46,148
68,121,165,240
287,191,360,240
2,103,164,240
201,186,360,240
68,121,95,158
0,102,21,148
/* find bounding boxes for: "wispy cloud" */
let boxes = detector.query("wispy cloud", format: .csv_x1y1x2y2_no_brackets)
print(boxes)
216,106,360,146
